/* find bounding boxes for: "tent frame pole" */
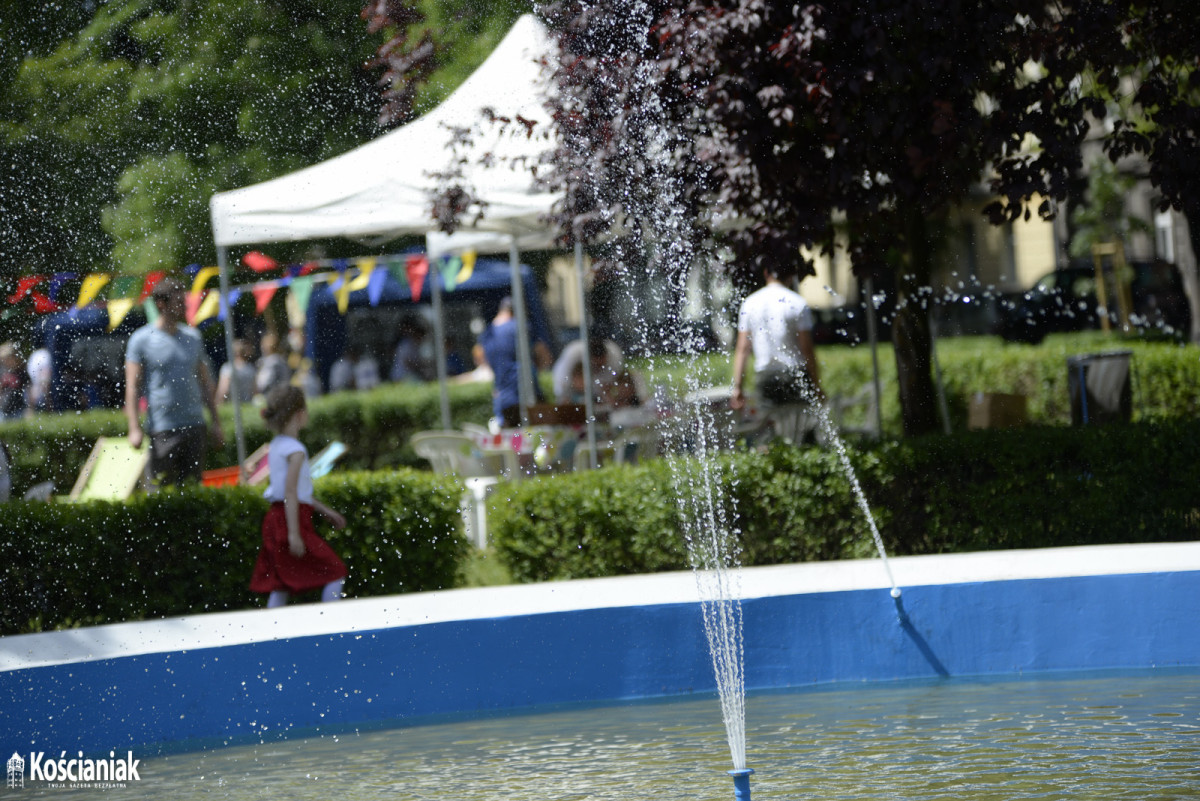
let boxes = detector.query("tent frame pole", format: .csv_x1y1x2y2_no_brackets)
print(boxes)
217,247,247,477
430,258,452,430
509,236,535,427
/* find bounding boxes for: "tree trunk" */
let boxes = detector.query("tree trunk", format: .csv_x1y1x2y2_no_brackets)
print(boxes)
892,211,941,437
1176,197,1200,345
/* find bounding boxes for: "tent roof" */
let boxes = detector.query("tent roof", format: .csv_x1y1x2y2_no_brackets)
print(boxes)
209,15,560,250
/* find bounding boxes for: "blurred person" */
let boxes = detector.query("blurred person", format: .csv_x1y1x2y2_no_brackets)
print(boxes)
255,332,291,399
552,337,623,405
124,277,224,486
216,338,257,404
0,343,28,420
730,261,823,424
26,344,50,413
390,317,434,382
480,296,551,427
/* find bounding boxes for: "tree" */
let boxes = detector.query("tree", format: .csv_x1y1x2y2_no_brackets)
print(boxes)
1087,0,1200,343
542,1,1095,435
2,0,383,276
1068,156,1150,259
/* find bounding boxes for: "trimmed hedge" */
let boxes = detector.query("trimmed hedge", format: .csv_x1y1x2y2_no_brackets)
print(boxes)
0,468,467,635
489,419,1200,582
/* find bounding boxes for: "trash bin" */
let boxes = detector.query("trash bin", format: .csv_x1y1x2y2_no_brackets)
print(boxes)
1067,350,1132,425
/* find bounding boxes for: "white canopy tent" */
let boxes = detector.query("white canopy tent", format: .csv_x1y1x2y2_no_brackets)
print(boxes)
209,15,602,468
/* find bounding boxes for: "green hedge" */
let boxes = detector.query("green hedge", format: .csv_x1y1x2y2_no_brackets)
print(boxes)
490,419,1200,582
0,468,467,635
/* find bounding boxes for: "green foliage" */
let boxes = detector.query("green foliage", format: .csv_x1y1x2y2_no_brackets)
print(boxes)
1068,157,1152,259
490,420,1200,583
2,0,383,274
0,468,466,635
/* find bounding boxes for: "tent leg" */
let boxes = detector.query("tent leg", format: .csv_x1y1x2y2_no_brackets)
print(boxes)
430,257,452,431
509,236,535,427
217,247,248,476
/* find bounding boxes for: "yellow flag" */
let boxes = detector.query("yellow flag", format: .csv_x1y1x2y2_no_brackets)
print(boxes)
457,250,477,284
191,290,221,324
107,298,137,331
336,271,352,314
348,258,375,292
76,274,111,309
190,266,220,296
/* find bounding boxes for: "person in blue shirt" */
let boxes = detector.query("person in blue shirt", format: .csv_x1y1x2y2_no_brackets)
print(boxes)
480,296,551,427
124,277,224,486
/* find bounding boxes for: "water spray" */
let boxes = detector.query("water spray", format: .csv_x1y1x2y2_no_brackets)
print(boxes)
728,768,754,800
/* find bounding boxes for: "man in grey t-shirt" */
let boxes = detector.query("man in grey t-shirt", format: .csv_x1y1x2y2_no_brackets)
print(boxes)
124,277,224,485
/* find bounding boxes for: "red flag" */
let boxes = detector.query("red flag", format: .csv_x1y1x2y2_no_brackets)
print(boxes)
252,283,278,314
406,255,429,302
31,292,59,314
139,270,167,302
7,276,44,304
242,251,279,273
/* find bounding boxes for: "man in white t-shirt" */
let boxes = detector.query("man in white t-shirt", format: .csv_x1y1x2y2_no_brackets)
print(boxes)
730,263,822,413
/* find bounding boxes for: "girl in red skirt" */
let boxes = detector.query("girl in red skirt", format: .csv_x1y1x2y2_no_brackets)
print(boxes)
249,385,348,607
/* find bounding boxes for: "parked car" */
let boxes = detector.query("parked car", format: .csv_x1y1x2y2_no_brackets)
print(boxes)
996,259,1191,344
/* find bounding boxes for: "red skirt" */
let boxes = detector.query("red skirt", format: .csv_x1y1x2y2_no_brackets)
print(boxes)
249,503,347,594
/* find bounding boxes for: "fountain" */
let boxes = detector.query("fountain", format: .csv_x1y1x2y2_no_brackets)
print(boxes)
4,8,1200,800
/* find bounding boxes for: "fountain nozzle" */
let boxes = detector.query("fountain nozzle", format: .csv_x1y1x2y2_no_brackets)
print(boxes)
728,768,754,801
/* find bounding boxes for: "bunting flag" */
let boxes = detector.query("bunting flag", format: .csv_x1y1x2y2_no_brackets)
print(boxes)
107,298,137,331
288,276,315,323
386,259,409,292
8,276,44,304
253,282,278,314
139,270,167,302
367,266,389,306
32,293,59,314
76,274,111,309
335,265,353,314
48,272,77,302
191,290,221,325
442,256,462,293
457,250,477,284
242,251,279,273
348,258,376,292
143,298,158,326
190,266,220,296
110,275,141,300
185,292,204,325
218,288,240,322
406,255,429,302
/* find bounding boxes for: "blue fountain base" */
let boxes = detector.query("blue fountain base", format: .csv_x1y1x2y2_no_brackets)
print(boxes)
3,543,1200,755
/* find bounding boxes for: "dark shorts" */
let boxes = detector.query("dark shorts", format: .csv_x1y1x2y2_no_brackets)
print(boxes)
148,425,206,486
758,369,810,406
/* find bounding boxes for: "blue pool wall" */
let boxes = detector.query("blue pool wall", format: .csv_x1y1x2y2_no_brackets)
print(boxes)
2,543,1199,755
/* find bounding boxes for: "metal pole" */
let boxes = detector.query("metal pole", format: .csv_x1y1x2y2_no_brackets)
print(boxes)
509,235,535,427
430,257,452,430
216,246,247,476
574,232,598,468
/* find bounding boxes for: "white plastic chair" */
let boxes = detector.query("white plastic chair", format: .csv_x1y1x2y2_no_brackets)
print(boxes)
410,431,502,548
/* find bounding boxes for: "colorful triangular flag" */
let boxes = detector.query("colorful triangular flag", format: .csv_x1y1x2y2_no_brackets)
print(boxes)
406,255,429,302
77,274,111,309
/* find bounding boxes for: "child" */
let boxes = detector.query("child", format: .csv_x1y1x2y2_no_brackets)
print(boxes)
249,385,348,607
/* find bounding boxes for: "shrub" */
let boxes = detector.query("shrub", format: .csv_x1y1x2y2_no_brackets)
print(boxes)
490,419,1200,582
0,468,467,635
